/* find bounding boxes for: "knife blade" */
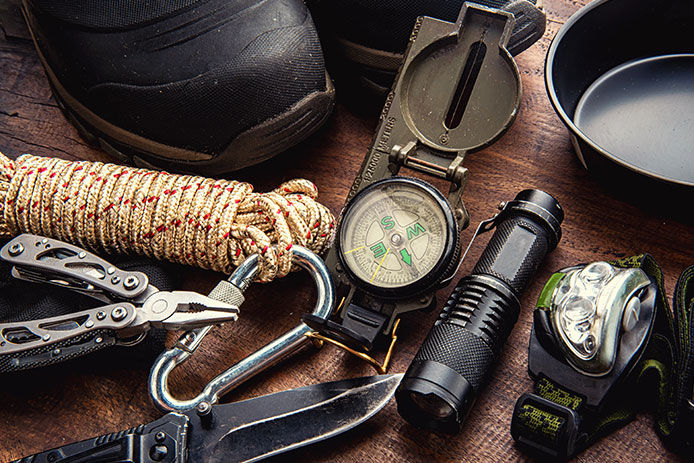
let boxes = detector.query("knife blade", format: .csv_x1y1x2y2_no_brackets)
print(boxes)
12,374,403,463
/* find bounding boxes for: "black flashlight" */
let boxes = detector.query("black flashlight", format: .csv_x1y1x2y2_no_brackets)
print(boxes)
395,189,563,434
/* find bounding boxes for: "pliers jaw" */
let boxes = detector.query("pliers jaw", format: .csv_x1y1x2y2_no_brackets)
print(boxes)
137,291,240,331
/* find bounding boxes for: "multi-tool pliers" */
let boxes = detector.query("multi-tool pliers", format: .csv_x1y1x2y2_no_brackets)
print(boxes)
0,234,239,373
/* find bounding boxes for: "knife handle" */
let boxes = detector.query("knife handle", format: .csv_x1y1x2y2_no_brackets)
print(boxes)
11,413,189,463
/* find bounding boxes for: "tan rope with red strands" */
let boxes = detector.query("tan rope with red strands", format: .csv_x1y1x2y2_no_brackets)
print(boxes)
0,152,335,282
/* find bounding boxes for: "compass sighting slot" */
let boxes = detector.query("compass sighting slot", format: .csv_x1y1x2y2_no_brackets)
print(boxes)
445,41,487,131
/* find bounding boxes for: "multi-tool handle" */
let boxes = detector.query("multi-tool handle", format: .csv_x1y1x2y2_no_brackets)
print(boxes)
1,234,150,303
0,234,152,373
0,303,137,373
0,234,242,373
11,412,189,463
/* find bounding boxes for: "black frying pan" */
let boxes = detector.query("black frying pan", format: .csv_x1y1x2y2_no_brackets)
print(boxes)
546,0,694,217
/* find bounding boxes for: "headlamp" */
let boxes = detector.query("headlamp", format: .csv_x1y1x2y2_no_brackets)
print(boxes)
510,255,684,461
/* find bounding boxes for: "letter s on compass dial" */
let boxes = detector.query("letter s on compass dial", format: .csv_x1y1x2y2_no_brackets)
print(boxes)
337,177,460,299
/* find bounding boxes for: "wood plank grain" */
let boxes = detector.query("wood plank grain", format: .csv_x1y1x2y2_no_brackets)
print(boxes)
0,0,691,461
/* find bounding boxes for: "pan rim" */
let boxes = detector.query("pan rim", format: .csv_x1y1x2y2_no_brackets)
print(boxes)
544,0,694,189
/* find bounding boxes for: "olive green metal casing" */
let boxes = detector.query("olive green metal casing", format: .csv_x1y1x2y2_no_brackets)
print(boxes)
321,3,522,349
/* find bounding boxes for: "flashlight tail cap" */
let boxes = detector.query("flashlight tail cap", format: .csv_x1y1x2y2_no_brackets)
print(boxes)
505,189,563,250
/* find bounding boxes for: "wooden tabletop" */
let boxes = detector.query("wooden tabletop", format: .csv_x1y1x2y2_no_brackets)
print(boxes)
1,0,692,461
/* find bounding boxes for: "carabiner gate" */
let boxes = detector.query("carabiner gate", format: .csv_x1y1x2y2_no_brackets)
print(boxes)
148,245,334,412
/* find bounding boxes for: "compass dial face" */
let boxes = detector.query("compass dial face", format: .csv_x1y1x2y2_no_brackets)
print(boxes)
338,179,452,291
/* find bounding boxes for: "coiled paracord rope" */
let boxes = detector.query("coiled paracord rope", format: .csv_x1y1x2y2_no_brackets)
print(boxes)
0,152,335,282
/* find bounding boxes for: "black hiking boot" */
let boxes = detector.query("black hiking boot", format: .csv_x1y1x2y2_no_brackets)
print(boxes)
21,0,335,174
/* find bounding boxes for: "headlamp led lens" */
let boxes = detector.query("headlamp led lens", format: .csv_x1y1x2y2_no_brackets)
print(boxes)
554,262,615,359
549,262,650,376
582,261,614,282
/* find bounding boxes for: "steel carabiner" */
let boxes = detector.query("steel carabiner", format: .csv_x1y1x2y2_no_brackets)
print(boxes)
148,245,334,412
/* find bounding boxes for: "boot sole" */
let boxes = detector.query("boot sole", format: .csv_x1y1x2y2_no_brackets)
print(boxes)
22,3,335,175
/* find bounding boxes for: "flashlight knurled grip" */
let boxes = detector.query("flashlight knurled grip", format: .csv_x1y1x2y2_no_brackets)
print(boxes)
415,217,548,368
414,217,548,384
397,189,563,434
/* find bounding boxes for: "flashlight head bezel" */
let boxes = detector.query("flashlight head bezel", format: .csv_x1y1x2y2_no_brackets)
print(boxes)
395,360,474,434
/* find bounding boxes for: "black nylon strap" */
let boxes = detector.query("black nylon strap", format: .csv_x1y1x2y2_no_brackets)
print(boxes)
512,378,583,459
512,254,694,459
643,264,694,450
512,375,638,459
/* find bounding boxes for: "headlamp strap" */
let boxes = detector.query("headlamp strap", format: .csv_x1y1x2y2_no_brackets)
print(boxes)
512,254,694,459
641,263,694,451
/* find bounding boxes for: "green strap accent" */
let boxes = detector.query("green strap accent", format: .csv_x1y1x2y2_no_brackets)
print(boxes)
591,404,637,442
618,258,694,447
611,254,670,329
536,272,565,309
515,400,568,450
637,357,670,435
535,376,583,410
649,265,694,448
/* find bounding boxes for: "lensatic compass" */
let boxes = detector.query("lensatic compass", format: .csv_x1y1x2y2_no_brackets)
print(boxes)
304,3,522,371
337,177,458,297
